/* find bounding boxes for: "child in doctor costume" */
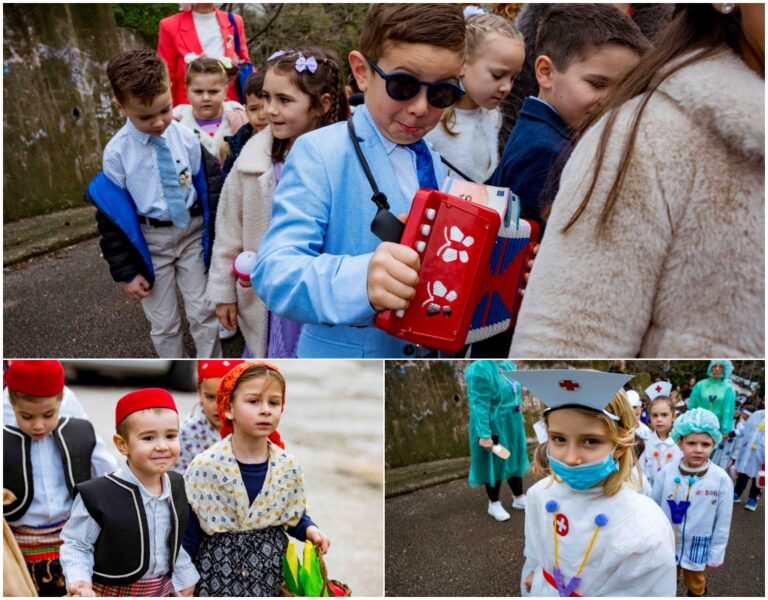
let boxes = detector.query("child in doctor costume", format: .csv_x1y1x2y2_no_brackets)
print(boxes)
651,408,733,597
514,369,676,597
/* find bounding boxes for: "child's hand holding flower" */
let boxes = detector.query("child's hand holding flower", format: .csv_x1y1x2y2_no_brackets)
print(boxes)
306,525,331,554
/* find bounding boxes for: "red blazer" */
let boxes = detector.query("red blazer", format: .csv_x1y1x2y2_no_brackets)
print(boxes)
157,9,250,107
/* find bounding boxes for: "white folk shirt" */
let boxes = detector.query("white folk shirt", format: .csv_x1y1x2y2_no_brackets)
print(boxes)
734,410,765,478
651,460,733,571
522,477,676,597
640,431,684,490
3,388,117,527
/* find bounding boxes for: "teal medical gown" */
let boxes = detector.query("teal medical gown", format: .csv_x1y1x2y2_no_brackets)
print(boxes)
688,360,736,435
466,360,529,487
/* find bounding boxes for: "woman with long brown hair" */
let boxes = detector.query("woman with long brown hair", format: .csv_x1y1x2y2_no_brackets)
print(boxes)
510,3,764,358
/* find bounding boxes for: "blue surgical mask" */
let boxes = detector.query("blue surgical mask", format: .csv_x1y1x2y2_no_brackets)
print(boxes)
547,448,619,491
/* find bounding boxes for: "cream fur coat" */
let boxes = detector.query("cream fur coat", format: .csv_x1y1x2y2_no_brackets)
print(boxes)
511,48,764,358
207,127,275,356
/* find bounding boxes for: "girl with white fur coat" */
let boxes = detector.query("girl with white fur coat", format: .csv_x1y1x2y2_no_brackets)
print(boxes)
206,126,275,356
510,4,764,358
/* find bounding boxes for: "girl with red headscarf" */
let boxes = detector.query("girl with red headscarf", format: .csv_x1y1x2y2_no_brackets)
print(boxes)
182,362,329,596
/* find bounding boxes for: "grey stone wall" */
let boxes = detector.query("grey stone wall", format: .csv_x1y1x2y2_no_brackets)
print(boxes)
3,5,146,221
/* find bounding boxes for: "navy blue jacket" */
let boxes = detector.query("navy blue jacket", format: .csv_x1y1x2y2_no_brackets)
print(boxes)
221,122,254,181
488,97,572,231
85,145,221,287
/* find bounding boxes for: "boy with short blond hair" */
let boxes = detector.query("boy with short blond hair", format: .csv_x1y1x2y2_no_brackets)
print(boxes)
3,360,115,597
60,388,198,597
253,3,466,358
88,47,222,359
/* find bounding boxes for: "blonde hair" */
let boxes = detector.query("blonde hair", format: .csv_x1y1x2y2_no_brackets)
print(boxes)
440,13,524,136
541,389,640,497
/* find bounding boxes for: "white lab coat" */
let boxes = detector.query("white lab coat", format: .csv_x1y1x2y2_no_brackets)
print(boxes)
522,476,676,596
635,421,651,441
711,420,744,471
651,460,733,571
734,410,765,478
639,431,684,489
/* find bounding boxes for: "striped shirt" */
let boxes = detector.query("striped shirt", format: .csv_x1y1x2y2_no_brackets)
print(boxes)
59,465,199,593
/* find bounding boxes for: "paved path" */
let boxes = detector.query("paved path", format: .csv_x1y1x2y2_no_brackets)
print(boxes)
385,473,764,597
3,238,243,357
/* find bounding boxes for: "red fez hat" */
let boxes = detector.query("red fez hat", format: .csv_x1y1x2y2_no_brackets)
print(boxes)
5,360,65,397
216,361,285,449
197,360,245,384
115,388,178,427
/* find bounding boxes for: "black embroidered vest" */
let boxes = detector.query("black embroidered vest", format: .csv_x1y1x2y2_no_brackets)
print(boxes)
77,471,188,586
3,417,96,520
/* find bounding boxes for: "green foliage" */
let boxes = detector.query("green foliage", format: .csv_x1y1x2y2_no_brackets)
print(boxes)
113,4,178,39
241,3,369,81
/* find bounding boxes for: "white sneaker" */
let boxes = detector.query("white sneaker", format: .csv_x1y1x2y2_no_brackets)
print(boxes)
512,494,527,510
488,500,511,521
219,323,237,340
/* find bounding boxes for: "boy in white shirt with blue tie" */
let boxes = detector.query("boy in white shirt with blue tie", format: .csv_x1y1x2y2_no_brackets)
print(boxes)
86,47,222,358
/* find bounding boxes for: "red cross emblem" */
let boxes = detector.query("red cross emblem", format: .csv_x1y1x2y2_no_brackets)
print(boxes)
555,513,569,536
559,380,579,391
655,385,662,393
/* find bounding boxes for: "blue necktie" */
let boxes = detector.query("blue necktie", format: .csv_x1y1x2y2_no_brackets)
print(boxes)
407,140,439,191
150,135,189,228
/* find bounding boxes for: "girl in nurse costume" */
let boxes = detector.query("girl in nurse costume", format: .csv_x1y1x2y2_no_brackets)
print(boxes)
511,369,676,597
639,389,683,491
651,408,733,597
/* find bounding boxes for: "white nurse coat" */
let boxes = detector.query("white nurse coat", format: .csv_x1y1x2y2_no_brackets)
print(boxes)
651,460,733,571
522,477,676,596
734,410,765,478
640,431,684,490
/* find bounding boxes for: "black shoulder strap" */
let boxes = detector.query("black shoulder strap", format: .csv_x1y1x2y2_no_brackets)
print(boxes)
347,117,404,243
440,156,475,183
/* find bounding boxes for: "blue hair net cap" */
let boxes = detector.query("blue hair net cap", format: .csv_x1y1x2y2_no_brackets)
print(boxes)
671,408,723,446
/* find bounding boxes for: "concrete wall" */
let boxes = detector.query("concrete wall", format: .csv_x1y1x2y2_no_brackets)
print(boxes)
3,5,145,221
385,361,469,468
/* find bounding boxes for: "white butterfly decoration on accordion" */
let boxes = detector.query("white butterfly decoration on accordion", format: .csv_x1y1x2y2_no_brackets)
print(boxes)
415,225,475,317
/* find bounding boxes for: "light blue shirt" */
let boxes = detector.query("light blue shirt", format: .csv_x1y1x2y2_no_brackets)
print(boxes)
102,120,201,220
252,105,444,357
60,465,199,592
362,107,429,201
3,388,117,527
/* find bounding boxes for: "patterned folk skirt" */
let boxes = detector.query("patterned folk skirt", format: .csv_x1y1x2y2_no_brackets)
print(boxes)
194,526,288,597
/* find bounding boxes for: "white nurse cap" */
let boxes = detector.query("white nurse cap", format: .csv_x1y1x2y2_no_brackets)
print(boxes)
502,369,633,421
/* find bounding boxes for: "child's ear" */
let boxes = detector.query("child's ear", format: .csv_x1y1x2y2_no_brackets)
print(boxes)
112,97,125,118
614,446,627,460
113,433,129,457
317,92,333,117
535,55,556,90
348,51,370,93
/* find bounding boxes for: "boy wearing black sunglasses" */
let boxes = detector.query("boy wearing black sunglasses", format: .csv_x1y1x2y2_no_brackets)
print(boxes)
252,4,466,358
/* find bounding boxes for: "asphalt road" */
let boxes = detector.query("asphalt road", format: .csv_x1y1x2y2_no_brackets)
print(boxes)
385,474,765,597
5,360,385,596
3,238,244,358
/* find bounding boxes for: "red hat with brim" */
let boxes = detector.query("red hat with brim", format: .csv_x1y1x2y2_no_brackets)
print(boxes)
5,360,65,397
116,388,178,427
197,360,245,384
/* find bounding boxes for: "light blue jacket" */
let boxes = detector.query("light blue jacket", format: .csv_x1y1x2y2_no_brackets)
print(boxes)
252,106,446,357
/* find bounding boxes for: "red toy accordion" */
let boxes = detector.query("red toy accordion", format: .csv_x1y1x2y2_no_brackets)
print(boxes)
375,189,538,352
